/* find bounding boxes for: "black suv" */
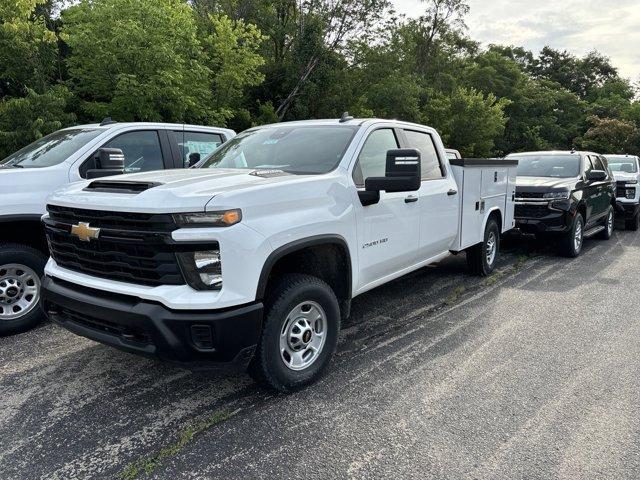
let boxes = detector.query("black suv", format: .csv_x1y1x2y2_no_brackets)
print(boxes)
506,151,615,257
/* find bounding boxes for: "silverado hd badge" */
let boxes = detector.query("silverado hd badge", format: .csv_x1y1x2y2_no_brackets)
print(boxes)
70,222,100,242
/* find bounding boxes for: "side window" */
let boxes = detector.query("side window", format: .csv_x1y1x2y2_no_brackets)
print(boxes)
174,131,224,167
591,155,605,171
584,156,594,175
404,130,445,180
353,129,399,186
103,131,164,173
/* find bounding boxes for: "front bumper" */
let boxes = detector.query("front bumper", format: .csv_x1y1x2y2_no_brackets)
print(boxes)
41,275,263,372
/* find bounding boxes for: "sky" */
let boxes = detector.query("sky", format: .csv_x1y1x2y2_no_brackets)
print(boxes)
393,0,640,82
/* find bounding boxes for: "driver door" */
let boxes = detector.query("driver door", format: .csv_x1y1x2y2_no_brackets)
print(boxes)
351,127,420,290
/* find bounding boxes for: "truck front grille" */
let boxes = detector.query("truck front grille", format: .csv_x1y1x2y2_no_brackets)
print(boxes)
515,191,545,200
515,204,550,218
45,206,185,286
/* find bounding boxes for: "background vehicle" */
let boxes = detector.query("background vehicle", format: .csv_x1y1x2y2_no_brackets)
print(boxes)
40,117,517,391
0,120,234,335
507,151,615,257
604,154,640,230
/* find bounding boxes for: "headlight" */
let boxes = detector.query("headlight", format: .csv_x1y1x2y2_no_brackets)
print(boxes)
543,191,570,200
177,249,222,290
626,180,638,185
173,209,241,228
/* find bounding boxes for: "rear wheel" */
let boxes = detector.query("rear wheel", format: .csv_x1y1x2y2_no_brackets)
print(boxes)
0,244,47,336
466,217,500,276
249,274,340,392
597,208,614,239
558,213,584,258
625,211,640,231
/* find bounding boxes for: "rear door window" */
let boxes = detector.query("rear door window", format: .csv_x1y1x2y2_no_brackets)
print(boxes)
403,130,445,180
174,131,224,167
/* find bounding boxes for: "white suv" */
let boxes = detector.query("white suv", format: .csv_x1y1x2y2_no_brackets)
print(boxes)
0,120,234,335
604,154,640,230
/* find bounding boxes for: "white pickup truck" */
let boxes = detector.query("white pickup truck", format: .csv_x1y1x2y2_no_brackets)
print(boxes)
40,117,517,391
0,120,234,335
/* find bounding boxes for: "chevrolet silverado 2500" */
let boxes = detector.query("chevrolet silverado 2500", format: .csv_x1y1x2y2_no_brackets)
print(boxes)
0,120,234,335
40,117,517,391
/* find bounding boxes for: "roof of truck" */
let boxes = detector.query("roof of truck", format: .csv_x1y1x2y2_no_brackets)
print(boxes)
58,122,235,134
249,118,436,130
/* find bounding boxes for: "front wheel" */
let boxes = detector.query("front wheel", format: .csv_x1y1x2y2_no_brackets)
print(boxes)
559,213,584,258
249,274,340,392
0,243,47,336
466,217,500,276
597,208,614,240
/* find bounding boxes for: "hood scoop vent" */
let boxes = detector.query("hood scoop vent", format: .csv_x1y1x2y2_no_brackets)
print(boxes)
248,169,288,178
84,180,161,194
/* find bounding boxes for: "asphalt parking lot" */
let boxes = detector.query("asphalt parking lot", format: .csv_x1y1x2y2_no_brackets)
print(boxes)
2,230,639,480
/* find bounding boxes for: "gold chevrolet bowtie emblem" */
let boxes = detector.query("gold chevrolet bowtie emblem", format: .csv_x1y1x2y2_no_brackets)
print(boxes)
70,222,100,242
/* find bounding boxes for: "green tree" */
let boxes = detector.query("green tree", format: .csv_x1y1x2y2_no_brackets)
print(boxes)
576,116,640,155
0,85,75,158
0,0,59,96
423,87,508,157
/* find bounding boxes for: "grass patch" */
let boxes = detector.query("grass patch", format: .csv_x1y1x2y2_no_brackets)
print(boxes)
120,410,232,480
444,286,466,305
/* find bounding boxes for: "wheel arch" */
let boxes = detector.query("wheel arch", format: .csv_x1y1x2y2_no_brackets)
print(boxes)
0,215,48,253
256,235,353,318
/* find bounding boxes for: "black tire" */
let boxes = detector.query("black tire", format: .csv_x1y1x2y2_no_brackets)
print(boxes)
625,211,640,231
558,213,584,258
466,217,500,277
597,208,614,240
0,243,47,336
249,273,340,392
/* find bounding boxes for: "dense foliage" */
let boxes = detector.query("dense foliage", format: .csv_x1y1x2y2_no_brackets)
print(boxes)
0,0,638,159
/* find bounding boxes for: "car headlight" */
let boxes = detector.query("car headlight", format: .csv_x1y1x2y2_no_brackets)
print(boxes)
543,191,570,200
173,209,241,228
626,180,638,185
177,249,222,290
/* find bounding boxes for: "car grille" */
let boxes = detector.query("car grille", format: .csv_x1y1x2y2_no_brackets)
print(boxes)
47,205,176,232
515,191,545,199
515,204,550,218
45,206,185,286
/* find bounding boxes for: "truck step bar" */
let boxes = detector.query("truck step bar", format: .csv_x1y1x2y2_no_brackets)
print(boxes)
583,225,605,238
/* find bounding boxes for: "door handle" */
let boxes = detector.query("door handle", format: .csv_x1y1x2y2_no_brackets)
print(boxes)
447,189,458,196
404,195,419,204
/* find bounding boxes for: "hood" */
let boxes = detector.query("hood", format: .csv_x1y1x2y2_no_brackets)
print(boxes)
0,166,70,216
46,168,316,213
515,176,577,191
611,171,637,183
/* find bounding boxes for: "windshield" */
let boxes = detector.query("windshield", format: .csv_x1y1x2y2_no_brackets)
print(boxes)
199,125,358,174
0,128,102,168
605,156,638,174
514,155,581,178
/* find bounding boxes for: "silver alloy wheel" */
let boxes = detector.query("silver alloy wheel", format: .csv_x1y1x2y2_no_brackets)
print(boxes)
574,219,583,252
0,264,41,321
485,231,497,266
279,300,327,371
607,210,614,235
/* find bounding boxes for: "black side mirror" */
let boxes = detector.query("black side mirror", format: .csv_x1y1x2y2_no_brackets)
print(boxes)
358,149,421,206
86,148,125,179
365,149,421,193
186,152,201,168
587,169,607,181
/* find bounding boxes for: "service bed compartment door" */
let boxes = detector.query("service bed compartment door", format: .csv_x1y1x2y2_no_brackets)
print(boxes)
457,168,483,249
